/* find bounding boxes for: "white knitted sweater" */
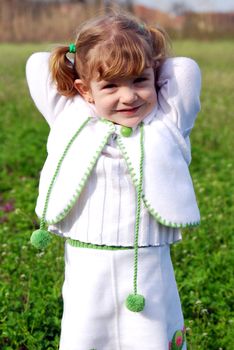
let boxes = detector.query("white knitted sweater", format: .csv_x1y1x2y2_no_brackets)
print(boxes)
26,53,201,246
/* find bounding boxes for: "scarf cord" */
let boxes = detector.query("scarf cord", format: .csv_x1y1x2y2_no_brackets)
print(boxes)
30,117,91,249
125,123,146,312
31,119,146,313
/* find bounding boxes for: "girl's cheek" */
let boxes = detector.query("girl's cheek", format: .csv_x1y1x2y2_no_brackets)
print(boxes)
103,95,116,107
150,89,157,101
96,98,111,113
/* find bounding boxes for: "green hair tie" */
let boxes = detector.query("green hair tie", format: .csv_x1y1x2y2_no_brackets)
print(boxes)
69,43,76,54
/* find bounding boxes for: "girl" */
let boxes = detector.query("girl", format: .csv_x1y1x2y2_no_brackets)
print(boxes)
26,12,201,350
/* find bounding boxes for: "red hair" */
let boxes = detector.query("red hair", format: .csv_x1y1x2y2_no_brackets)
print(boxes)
50,12,170,97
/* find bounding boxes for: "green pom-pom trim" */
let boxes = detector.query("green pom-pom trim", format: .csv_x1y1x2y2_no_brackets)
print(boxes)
126,294,145,312
30,229,52,249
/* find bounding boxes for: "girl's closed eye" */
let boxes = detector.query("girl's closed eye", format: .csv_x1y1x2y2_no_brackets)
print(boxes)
103,79,147,89
134,77,148,84
102,83,117,90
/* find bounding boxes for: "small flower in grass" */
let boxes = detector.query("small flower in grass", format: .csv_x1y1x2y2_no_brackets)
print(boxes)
3,202,15,213
195,300,202,305
201,308,208,314
36,251,44,258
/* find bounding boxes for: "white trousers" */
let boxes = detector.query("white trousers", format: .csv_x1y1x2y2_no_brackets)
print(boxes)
59,242,186,350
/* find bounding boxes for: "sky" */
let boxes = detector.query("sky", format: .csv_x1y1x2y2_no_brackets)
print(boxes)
32,1,234,13
135,0,234,13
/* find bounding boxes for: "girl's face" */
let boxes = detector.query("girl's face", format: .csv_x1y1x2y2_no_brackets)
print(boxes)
74,68,157,127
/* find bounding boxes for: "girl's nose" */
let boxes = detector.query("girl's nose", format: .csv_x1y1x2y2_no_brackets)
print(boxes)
119,87,137,104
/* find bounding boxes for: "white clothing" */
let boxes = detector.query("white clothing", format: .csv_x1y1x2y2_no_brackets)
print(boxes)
26,52,200,350
48,112,182,246
59,242,186,350
26,53,201,242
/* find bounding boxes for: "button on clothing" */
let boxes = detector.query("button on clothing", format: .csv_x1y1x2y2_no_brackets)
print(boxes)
120,125,133,137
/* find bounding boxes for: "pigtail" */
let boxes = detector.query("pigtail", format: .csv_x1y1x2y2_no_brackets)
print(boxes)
147,26,171,83
50,46,78,97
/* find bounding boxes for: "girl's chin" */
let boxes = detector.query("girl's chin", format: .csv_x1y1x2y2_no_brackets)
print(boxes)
119,118,143,128
101,115,144,128
110,114,142,127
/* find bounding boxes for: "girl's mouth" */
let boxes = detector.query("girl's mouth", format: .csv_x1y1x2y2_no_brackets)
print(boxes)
117,105,142,114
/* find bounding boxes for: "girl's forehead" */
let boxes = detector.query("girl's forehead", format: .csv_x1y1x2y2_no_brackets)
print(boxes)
85,35,154,83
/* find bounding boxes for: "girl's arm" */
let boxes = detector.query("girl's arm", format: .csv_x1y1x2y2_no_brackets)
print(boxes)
157,57,201,139
26,52,69,127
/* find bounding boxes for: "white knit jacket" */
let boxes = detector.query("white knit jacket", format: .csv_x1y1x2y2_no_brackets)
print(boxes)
26,53,201,229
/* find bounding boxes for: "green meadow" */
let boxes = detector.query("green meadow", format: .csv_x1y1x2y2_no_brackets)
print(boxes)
0,41,234,349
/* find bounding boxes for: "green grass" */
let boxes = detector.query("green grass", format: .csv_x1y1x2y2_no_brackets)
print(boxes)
0,41,234,349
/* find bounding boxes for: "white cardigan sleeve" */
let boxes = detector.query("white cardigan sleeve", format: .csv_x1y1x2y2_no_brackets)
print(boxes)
157,57,201,139
26,52,69,127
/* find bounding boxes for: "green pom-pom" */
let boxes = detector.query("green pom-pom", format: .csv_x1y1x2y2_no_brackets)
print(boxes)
30,229,52,249
126,293,145,312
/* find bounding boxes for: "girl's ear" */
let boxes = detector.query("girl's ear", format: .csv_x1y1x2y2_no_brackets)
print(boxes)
74,79,93,103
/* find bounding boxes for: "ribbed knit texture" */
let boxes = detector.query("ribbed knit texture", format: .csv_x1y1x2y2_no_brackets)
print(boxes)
26,53,201,247
49,133,182,246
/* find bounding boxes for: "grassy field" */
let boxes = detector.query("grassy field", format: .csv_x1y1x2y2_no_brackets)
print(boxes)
0,41,234,349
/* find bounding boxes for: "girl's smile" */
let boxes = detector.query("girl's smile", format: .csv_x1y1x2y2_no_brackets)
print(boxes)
74,68,157,127
115,105,142,113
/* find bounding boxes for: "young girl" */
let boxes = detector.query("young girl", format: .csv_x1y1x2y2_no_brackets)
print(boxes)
26,12,201,350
